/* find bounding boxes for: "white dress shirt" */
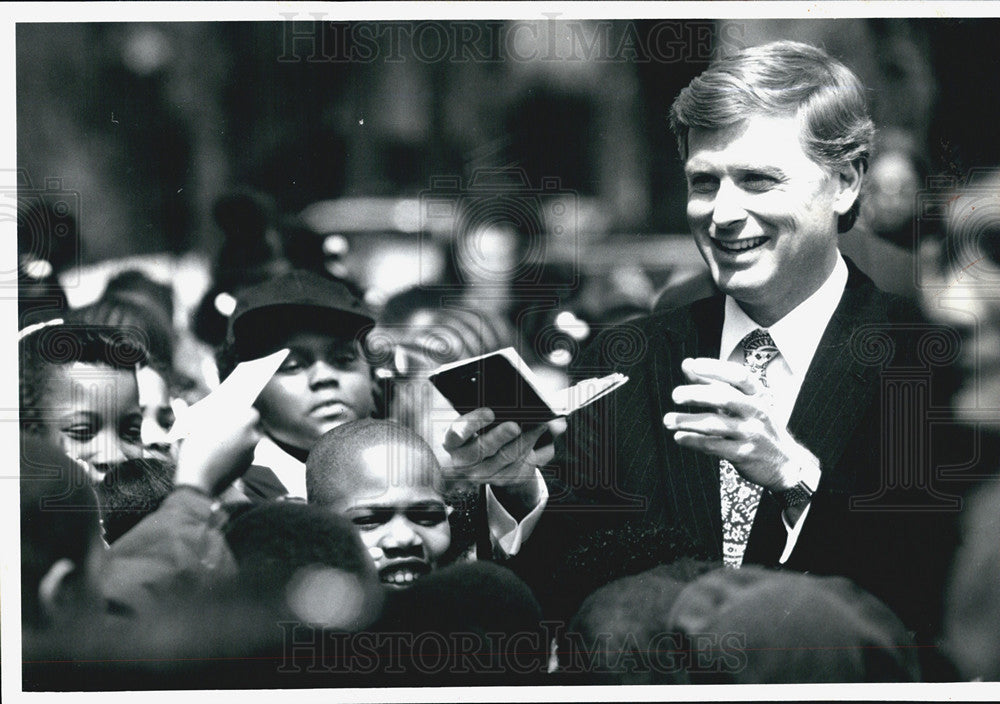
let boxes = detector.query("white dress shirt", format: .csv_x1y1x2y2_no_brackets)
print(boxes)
718,254,848,562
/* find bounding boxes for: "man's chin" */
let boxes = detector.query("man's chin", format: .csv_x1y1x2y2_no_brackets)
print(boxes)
713,270,771,304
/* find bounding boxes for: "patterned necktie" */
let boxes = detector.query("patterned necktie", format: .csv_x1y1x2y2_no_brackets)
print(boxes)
720,328,779,568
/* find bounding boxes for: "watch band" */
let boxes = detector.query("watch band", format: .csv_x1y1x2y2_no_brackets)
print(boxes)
775,480,814,511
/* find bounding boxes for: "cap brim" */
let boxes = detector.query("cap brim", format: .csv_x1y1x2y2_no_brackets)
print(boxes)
231,304,374,359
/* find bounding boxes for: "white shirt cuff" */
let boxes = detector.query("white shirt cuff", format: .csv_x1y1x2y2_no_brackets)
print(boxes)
484,469,549,557
778,501,812,564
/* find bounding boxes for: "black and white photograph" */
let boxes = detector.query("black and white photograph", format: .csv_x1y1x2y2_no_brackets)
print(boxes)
7,2,1000,699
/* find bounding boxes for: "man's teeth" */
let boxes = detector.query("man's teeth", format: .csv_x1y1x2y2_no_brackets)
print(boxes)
716,237,767,252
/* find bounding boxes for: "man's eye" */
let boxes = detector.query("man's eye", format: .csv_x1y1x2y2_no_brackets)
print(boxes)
741,173,779,191
406,508,449,526
62,425,96,442
688,175,718,193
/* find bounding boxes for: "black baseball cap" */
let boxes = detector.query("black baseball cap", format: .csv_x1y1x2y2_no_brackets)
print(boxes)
227,270,375,359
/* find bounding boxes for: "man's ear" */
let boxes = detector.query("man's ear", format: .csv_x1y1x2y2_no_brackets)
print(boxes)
833,159,866,217
37,558,77,621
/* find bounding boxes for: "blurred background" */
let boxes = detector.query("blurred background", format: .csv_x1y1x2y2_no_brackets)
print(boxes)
15,17,1000,391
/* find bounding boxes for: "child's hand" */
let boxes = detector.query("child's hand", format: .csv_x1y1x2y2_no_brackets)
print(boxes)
173,405,262,496
169,349,287,496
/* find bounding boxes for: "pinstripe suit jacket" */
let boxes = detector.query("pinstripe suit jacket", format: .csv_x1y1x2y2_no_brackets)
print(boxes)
515,261,968,640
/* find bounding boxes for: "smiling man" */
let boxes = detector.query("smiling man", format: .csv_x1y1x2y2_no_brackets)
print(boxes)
442,41,966,659
681,109,859,327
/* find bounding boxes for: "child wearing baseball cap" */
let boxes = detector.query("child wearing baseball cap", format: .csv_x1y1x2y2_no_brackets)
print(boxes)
219,270,382,500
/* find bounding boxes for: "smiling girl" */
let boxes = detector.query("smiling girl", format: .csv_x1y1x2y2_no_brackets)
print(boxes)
20,321,148,480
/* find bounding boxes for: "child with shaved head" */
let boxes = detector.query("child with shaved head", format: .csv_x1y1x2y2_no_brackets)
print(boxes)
306,419,452,589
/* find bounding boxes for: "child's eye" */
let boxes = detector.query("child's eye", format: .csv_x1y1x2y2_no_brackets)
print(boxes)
406,507,449,526
155,406,176,431
278,353,309,373
326,344,361,369
121,421,142,444
350,510,391,530
62,425,96,443
331,352,360,367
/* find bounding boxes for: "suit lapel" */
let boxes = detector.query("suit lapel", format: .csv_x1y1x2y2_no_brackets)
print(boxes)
786,264,885,474
654,295,727,554
746,263,886,564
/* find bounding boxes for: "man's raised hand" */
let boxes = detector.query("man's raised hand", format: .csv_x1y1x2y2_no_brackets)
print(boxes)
663,357,808,492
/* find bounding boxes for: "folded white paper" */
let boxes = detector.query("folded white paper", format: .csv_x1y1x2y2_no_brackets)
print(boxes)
167,348,289,442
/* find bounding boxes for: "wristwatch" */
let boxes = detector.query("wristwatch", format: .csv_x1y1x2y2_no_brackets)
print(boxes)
774,480,814,510
774,452,821,511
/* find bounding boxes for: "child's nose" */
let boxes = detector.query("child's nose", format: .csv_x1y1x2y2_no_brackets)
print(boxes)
90,432,128,466
379,515,421,550
89,431,142,468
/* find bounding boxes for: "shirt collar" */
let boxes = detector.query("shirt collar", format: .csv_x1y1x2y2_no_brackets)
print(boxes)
720,254,849,376
252,435,307,500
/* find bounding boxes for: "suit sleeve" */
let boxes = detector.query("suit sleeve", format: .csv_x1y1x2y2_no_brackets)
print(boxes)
485,330,642,620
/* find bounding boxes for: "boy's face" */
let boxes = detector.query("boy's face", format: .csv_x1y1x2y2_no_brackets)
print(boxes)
331,443,451,589
40,362,144,478
255,330,377,453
